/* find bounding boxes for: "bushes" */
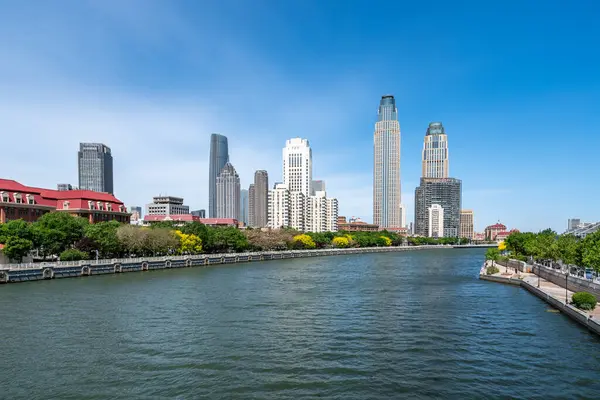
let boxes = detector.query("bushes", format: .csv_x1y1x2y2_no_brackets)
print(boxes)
486,266,500,275
571,292,597,310
60,249,89,261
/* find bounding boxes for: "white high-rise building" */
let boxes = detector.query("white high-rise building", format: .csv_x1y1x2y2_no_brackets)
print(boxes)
216,162,240,220
428,204,444,238
373,95,402,229
283,138,312,197
289,191,306,231
306,191,327,233
422,122,449,179
325,197,339,232
268,183,290,229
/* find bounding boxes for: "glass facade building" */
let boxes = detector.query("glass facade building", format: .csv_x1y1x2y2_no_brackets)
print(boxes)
78,143,113,194
373,95,402,228
209,134,229,218
415,178,462,237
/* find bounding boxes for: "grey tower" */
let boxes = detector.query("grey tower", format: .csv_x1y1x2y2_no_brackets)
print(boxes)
414,178,462,237
252,170,269,227
240,189,249,226
78,143,113,194
209,134,229,218
216,162,240,220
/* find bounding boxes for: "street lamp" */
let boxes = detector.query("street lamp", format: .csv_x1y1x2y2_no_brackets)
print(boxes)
537,264,541,288
565,272,569,305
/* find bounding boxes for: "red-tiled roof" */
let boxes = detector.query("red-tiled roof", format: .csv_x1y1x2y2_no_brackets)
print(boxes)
199,218,238,225
144,214,199,222
486,223,507,229
0,178,126,211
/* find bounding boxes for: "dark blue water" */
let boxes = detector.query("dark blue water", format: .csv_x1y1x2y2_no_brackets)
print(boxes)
1,248,599,399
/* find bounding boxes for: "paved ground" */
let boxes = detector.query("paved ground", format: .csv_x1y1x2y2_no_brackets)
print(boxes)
484,261,600,319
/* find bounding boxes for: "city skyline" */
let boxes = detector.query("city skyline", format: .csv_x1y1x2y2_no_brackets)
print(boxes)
0,1,598,232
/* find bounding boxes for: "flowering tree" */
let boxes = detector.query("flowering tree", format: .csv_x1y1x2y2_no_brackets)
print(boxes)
292,234,316,249
174,230,203,254
332,236,350,248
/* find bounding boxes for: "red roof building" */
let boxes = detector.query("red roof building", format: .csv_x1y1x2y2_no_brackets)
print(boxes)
143,215,239,228
484,223,509,241
0,178,130,224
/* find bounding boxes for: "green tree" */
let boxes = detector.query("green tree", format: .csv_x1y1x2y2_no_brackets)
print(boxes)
34,212,88,255
60,249,89,261
144,228,179,255
210,227,249,253
553,234,581,266
0,219,34,243
1,237,33,262
582,231,600,273
84,221,122,258
485,248,500,266
307,232,332,249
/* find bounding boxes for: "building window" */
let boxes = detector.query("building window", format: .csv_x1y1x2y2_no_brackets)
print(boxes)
0,192,8,203
14,193,22,204
88,200,94,210
26,194,35,205
63,201,70,209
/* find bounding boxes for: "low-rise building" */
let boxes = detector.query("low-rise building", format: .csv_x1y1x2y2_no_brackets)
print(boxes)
484,223,507,241
0,178,129,224
146,196,189,216
338,217,379,232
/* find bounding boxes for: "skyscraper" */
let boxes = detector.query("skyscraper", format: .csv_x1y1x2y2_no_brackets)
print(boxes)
415,178,462,237
252,170,269,227
216,162,240,220
209,134,229,218
283,138,312,196
422,122,449,178
373,95,401,229
78,143,113,194
248,184,255,226
240,189,249,226
460,210,474,239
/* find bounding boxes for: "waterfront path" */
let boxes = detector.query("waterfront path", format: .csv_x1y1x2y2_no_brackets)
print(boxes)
481,260,600,320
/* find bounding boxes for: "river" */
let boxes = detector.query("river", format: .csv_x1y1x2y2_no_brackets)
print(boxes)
1,248,599,399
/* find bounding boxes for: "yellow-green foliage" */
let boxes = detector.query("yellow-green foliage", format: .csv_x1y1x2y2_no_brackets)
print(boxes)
292,234,316,249
332,236,350,248
379,236,392,246
174,230,203,254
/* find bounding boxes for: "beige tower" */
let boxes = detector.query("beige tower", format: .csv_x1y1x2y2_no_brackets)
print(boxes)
422,122,449,179
373,95,402,228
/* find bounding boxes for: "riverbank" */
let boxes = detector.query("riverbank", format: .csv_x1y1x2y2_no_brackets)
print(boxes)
479,261,600,336
0,244,489,284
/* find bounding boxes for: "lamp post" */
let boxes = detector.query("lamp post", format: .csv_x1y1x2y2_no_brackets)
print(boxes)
537,264,541,288
565,273,569,305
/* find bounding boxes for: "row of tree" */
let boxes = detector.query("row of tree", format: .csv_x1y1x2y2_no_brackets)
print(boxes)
501,229,600,271
0,213,472,262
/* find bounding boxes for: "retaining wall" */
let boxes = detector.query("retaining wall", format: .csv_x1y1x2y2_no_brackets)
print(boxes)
0,245,449,285
532,265,600,299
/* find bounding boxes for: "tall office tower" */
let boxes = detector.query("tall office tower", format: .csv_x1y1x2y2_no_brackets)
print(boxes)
568,218,581,231
209,134,229,218
240,189,249,226
428,204,444,238
268,183,290,229
311,180,325,195
283,138,312,196
78,143,113,194
399,203,406,228
373,95,401,229
216,162,240,220
415,178,462,237
460,209,474,239
252,170,269,227
422,122,449,178
248,184,255,227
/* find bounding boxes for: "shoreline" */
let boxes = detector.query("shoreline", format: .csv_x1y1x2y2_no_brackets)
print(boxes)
0,244,489,284
479,261,600,336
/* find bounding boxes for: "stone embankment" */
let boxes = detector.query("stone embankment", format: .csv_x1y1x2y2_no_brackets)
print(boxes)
480,261,600,336
0,245,485,284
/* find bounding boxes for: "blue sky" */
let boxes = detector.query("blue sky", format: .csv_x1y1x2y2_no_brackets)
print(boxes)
0,0,598,232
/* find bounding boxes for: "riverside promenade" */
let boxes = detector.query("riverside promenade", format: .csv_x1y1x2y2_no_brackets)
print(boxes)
0,244,490,285
480,261,600,335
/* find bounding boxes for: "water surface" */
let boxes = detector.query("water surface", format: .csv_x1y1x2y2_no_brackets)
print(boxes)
1,248,599,399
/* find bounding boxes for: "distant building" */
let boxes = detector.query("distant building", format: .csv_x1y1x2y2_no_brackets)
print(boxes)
78,143,113,194
568,218,581,231
460,210,474,239
208,133,229,218
484,223,507,241
305,191,338,233
146,196,189,216
415,178,461,237
216,162,240,220
0,178,129,224
566,222,600,238
191,209,206,218
496,229,519,242
338,216,379,232
57,183,73,191
428,204,444,238
251,170,268,227
268,183,290,229
130,206,142,222
311,180,325,195
248,184,255,227
289,191,306,231
240,189,249,226
373,95,402,229
422,122,449,179
399,203,406,228
473,232,485,241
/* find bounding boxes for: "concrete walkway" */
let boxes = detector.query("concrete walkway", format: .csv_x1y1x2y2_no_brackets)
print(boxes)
483,260,600,319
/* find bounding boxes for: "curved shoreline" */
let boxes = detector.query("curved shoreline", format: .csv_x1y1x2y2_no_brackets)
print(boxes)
0,245,489,284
